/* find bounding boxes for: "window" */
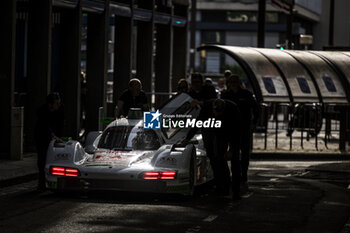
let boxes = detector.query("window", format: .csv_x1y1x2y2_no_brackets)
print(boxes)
202,31,224,44
296,77,311,94
322,76,337,92
161,101,195,139
98,126,161,151
262,77,277,94
202,10,226,22
206,52,220,73
227,11,278,23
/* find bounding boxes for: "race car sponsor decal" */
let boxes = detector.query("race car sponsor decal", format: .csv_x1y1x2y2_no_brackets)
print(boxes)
158,157,177,165
54,153,72,161
94,150,132,160
86,150,151,166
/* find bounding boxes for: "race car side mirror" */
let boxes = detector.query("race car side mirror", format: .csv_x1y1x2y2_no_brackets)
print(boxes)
85,131,102,148
85,145,97,154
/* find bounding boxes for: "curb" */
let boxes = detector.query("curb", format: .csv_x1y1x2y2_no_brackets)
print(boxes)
305,168,350,174
0,172,38,188
251,152,350,160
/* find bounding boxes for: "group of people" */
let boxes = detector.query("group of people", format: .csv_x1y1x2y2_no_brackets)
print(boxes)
35,70,259,201
111,70,259,200
180,70,259,200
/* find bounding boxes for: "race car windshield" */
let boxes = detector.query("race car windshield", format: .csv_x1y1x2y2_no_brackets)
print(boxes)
98,126,161,151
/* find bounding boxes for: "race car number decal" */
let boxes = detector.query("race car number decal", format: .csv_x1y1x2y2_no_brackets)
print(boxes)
159,157,177,165
54,153,72,161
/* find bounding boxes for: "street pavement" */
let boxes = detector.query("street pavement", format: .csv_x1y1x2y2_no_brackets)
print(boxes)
0,158,350,233
0,154,37,188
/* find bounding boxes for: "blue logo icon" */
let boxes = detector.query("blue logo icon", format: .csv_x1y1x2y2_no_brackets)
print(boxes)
143,110,162,129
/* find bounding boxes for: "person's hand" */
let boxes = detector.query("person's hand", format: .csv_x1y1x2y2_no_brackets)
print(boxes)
52,135,64,143
190,99,201,108
177,139,189,147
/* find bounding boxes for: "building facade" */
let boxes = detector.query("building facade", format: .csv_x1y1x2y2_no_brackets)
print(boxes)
195,0,322,74
313,0,350,50
0,0,190,159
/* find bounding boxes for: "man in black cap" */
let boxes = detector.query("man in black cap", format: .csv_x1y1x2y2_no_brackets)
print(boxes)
35,93,64,190
183,99,241,200
221,75,259,193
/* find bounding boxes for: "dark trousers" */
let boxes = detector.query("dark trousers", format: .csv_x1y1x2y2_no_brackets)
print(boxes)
203,132,240,195
240,125,252,183
230,149,241,196
36,142,49,189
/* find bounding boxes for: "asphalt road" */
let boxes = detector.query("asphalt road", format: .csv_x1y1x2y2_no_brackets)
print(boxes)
1,160,350,233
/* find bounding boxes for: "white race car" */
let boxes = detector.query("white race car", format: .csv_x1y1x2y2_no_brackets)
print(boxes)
45,93,213,196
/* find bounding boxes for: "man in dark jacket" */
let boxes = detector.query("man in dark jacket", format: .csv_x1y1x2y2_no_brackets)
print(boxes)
188,73,217,106
35,93,64,190
221,75,259,192
184,99,241,200
115,78,149,118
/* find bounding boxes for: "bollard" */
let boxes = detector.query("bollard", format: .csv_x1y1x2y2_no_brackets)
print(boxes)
339,106,346,152
11,107,24,160
98,107,104,131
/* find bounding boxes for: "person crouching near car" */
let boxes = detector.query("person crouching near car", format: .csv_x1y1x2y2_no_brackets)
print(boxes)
35,93,64,191
182,99,242,200
115,78,150,118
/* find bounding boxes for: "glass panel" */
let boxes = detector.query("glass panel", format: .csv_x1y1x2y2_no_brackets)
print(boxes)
322,76,337,92
206,52,220,73
266,12,279,23
98,126,161,151
202,31,224,44
202,10,226,22
161,101,196,139
262,77,276,94
296,77,311,94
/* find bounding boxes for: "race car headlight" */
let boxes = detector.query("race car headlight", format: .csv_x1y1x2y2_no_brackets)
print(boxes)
143,171,176,180
50,166,80,177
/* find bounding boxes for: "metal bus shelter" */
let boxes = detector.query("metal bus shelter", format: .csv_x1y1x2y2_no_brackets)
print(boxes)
198,45,350,152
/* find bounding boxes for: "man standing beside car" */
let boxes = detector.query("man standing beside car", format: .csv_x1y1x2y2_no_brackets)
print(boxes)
35,93,64,191
183,98,242,200
221,75,259,194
